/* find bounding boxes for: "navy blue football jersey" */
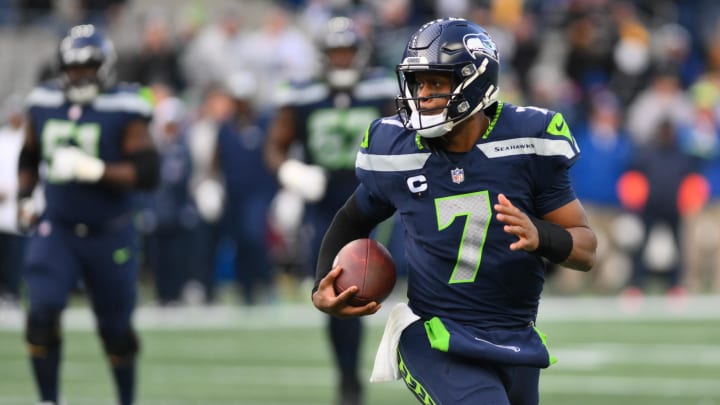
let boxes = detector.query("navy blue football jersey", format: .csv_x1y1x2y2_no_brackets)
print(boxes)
276,73,397,206
26,82,153,226
355,101,580,328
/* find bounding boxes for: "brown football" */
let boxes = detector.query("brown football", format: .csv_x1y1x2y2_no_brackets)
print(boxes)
333,238,397,307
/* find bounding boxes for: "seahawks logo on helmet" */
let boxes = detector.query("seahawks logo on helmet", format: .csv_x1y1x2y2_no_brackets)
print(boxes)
463,33,498,61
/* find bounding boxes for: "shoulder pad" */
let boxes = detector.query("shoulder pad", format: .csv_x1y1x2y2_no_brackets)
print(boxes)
26,84,64,108
94,89,153,117
274,80,328,107
357,116,431,173
479,104,579,161
354,73,397,100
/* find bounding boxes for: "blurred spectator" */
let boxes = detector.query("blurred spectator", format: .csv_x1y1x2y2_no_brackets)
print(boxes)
233,5,317,113
141,97,198,306
683,70,720,293
651,23,704,88
619,119,704,298
606,1,651,106
180,8,244,99
17,0,53,26
508,11,541,99
77,0,127,27
0,94,27,304
0,0,20,26
626,65,694,146
214,71,279,305
368,0,416,71
184,84,235,303
117,12,186,94
557,91,633,294
563,0,617,106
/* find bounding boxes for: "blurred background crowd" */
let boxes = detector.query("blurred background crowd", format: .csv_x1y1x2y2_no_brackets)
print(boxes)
2,0,720,307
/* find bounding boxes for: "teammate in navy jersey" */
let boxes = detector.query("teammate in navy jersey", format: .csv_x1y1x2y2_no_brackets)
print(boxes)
17,24,159,405
264,16,403,405
311,18,597,405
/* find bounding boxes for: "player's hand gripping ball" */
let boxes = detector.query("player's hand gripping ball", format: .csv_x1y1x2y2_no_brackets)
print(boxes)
333,238,397,307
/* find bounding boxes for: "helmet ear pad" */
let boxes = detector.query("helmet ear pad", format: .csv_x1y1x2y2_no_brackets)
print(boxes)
447,60,499,119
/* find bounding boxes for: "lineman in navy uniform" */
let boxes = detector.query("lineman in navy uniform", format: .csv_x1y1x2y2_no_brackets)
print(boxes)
264,16,402,405
17,24,159,405
311,18,597,405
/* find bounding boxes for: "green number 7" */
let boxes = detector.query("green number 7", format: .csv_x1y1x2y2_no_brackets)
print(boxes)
435,191,492,284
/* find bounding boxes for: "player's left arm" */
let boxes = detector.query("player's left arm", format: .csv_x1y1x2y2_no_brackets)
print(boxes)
495,194,597,272
494,109,596,271
104,118,160,190
539,198,597,271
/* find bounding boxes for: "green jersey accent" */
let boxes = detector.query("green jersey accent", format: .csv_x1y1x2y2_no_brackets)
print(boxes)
360,124,370,149
113,247,131,265
424,317,451,352
481,100,503,139
398,350,438,405
546,112,574,145
534,326,558,366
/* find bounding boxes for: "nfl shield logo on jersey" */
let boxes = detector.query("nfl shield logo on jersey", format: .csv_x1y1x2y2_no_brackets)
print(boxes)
451,167,465,184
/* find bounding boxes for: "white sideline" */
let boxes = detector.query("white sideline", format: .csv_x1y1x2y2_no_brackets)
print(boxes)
0,295,719,332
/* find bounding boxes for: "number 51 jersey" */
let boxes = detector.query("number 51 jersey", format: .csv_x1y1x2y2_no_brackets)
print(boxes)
355,101,580,329
26,82,153,227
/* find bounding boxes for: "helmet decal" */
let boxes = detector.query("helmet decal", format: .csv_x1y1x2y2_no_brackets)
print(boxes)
463,33,498,61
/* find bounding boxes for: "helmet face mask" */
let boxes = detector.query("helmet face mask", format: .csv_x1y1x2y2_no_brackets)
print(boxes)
396,18,500,138
58,24,116,104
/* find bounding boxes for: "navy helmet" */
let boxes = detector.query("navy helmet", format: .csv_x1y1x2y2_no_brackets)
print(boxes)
396,18,500,138
58,24,116,103
318,16,370,89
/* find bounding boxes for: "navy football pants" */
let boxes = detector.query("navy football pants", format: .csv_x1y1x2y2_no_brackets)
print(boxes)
23,220,138,335
398,321,540,405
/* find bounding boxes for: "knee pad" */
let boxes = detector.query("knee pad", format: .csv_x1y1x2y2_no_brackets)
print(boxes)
100,329,140,366
25,315,61,357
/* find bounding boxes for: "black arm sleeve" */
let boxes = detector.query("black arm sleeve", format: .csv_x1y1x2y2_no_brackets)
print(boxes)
17,144,40,199
129,149,160,190
18,144,40,172
313,192,383,293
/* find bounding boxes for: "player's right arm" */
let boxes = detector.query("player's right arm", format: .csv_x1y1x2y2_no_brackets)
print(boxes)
17,118,41,230
17,118,40,199
311,191,386,318
264,106,295,173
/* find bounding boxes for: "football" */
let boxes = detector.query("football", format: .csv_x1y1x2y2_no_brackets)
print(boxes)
333,238,397,307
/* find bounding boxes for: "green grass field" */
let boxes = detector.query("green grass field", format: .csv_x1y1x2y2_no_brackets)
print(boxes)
1,295,719,405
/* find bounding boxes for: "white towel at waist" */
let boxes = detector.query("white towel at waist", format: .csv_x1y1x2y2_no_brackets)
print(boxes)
369,302,420,382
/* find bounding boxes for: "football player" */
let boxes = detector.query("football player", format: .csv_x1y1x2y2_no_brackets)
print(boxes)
17,24,159,405
311,18,597,405
264,16,401,405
